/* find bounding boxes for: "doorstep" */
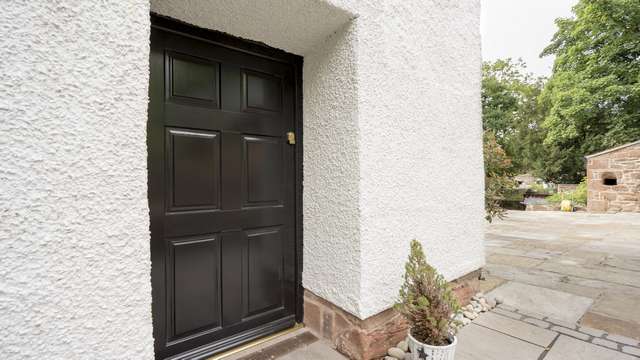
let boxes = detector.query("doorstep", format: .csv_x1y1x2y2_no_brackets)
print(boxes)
212,326,346,360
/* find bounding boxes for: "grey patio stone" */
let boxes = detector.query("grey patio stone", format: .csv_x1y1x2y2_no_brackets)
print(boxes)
455,324,545,360
545,335,637,360
517,309,545,320
607,333,640,346
592,337,619,350
548,318,579,330
486,211,640,341
550,326,590,341
622,346,640,357
578,325,607,338
593,292,640,324
278,341,346,360
523,317,550,329
497,303,517,312
492,307,522,320
474,312,556,347
487,282,593,324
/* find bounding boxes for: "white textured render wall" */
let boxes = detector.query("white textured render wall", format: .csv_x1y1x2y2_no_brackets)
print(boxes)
0,2,153,359
152,0,365,319
154,0,483,320
350,1,486,318
153,0,485,319
301,22,362,316
0,4,482,357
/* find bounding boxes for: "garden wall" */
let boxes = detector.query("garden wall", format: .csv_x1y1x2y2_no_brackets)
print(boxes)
587,141,640,213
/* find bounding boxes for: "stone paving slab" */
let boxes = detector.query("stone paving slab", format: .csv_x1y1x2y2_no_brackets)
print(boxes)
473,312,556,347
455,323,545,360
544,335,638,360
487,254,544,268
224,329,347,360
486,263,627,299
456,305,640,360
591,292,640,325
278,341,346,360
486,211,640,340
486,281,593,324
581,311,640,341
538,261,640,288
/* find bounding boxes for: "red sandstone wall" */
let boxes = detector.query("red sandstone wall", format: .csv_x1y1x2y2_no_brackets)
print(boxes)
587,143,640,213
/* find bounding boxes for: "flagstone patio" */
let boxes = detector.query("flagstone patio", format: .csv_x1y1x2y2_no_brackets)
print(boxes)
485,210,640,339
220,210,640,359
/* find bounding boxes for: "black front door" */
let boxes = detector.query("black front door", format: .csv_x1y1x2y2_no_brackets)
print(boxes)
148,16,302,360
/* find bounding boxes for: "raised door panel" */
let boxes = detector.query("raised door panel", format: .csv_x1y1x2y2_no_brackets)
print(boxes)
242,135,282,207
166,128,220,212
242,70,282,113
169,236,221,340
245,227,284,317
167,52,220,107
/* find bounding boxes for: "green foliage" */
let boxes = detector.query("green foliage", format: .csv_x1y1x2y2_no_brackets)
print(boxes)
547,178,588,205
396,240,460,346
529,183,548,194
573,178,588,205
545,193,564,204
482,59,548,175
484,130,516,222
503,189,526,202
540,0,640,182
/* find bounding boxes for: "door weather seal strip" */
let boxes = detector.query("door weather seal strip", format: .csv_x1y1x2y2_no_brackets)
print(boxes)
207,323,305,360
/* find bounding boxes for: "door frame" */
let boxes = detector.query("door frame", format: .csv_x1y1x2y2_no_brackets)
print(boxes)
149,13,304,359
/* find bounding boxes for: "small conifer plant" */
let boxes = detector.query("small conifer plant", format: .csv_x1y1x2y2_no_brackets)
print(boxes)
395,240,460,346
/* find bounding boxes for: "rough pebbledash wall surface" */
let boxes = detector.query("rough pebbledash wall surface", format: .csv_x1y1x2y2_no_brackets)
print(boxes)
348,0,485,318
0,1,154,359
587,141,640,213
2,0,483,357
153,0,484,321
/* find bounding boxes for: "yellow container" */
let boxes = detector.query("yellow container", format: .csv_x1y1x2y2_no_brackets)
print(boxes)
561,200,573,212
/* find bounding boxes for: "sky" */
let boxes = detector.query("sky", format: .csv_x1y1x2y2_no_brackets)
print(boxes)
481,0,579,77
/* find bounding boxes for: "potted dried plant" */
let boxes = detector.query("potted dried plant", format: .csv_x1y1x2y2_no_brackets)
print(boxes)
395,240,460,360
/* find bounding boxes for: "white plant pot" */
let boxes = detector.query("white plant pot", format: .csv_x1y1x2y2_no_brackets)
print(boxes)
407,331,457,360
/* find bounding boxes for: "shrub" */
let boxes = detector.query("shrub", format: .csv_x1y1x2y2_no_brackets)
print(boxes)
545,192,563,204
573,178,587,205
529,183,547,194
484,130,516,222
395,240,460,346
547,177,587,206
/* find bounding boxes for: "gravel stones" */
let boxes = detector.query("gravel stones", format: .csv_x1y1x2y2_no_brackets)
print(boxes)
486,298,497,308
397,340,409,352
387,347,406,359
463,311,478,320
385,292,495,358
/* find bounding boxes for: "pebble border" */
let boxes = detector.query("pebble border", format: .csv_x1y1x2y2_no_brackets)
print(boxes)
383,292,499,360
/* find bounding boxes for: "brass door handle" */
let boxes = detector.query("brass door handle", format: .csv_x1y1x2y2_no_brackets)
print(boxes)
287,131,296,145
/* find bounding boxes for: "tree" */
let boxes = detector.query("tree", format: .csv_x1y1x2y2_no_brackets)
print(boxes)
484,130,515,222
482,59,548,175
540,0,640,183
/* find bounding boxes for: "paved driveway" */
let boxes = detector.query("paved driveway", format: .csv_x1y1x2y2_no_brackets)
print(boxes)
484,210,640,339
